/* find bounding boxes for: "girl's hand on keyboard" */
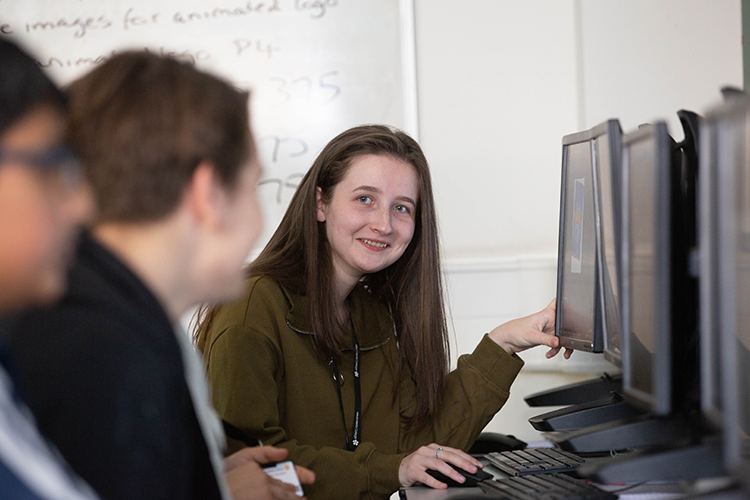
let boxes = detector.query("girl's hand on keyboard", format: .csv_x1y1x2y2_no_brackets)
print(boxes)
398,443,483,488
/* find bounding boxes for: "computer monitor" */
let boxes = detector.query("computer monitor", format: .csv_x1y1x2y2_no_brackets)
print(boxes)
592,120,624,367
700,102,735,428
620,122,674,417
555,128,603,352
709,96,750,479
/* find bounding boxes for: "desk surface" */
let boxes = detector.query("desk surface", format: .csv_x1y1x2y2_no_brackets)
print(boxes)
398,449,688,500
399,459,687,500
399,482,687,500
398,486,485,499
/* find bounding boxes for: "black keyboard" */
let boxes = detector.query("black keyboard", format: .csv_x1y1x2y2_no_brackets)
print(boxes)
479,473,616,500
484,448,584,476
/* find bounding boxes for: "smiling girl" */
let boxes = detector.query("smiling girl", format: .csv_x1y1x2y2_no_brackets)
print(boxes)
195,125,566,500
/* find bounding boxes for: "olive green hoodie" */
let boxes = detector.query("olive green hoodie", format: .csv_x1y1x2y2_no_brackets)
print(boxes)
203,276,524,500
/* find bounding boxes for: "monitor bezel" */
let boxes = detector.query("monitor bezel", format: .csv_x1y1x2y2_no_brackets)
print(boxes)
555,127,604,353
699,101,738,429
710,97,750,478
620,122,673,416
592,119,624,368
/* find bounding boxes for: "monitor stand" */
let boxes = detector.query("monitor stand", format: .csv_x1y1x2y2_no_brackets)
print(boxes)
578,436,724,483
524,373,622,407
528,392,644,431
549,413,692,454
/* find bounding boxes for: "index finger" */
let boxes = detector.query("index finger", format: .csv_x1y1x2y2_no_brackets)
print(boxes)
435,445,482,470
295,465,316,485
244,445,289,465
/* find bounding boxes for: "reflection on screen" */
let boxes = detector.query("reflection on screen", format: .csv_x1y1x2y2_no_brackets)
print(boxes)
596,135,621,362
627,137,656,401
559,141,597,344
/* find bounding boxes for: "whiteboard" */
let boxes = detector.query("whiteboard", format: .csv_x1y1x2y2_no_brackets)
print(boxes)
0,0,418,249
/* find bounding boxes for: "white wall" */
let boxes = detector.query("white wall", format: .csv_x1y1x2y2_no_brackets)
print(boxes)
416,0,742,259
415,0,579,259
579,0,743,139
414,0,743,441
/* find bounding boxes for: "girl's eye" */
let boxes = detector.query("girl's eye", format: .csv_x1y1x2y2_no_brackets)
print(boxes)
357,195,372,204
394,204,409,213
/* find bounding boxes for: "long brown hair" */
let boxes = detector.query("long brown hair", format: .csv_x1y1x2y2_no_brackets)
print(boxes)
195,124,449,433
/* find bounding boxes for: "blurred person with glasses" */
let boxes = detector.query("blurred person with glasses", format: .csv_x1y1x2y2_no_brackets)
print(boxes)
0,39,97,499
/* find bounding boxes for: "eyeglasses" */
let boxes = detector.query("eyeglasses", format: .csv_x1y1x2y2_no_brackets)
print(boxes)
0,145,83,189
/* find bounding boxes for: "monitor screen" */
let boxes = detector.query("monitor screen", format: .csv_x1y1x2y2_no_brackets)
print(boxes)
556,132,601,352
593,121,623,367
621,123,672,416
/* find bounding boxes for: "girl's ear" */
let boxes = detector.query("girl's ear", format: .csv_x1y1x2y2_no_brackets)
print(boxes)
316,186,326,222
